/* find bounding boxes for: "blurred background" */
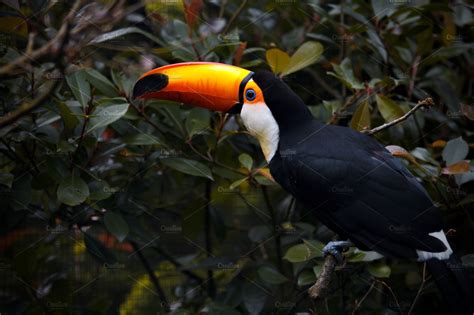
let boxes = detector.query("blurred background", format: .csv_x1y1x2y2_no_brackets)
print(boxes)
0,0,473,314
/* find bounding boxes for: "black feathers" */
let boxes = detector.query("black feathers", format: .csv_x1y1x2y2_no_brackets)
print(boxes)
253,71,313,129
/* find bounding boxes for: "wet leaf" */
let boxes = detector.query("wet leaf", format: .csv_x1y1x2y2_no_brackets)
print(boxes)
66,70,91,108
258,265,287,285
351,101,371,131
185,108,210,138
238,153,253,171
89,27,164,45
57,175,89,206
375,94,405,122
104,211,129,242
297,270,316,286
0,173,14,188
266,48,290,74
442,137,469,165
123,134,161,145
328,58,364,90
0,16,27,37
282,41,323,76
229,177,248,190
161,157,213,180
283,240,323,263
368,262,391,278
243,282,267,315
84,69,118,97
87,99,129,133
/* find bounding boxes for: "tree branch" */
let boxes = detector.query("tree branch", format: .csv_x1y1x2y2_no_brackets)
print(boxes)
308,255,337,299
222,0,248,34
130,241,170,313
0,80,59,129
363,97,434,136
0,0,83,78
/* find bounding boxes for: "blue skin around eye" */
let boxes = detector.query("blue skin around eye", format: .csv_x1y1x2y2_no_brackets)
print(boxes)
246,89,256,101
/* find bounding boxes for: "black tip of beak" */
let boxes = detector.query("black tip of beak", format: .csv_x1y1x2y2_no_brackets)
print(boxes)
132,73,169,100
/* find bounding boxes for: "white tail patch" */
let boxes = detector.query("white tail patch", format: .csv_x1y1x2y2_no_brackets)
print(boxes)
416,230,453,261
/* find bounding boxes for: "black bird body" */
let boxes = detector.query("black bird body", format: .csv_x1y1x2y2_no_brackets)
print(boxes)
251,71,473,313
269,120,444,259
133,63,473,314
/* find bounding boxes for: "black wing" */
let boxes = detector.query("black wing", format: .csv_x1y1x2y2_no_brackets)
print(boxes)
272,123,445,259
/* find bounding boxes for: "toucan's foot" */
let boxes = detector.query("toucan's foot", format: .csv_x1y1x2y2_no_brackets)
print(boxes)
322,240,353,263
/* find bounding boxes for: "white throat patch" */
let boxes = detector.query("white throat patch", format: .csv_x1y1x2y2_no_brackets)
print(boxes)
240,102,280,162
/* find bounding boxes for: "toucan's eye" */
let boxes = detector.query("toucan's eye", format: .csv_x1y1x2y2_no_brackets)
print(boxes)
245,89,256,101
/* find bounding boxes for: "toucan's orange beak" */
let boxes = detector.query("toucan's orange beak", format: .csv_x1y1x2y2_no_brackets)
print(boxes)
132,62,254,112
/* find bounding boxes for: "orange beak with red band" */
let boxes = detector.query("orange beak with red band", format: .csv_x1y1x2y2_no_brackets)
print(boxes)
132,62,262,112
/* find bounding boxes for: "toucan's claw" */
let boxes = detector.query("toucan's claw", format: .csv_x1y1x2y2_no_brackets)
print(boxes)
322,240,353,263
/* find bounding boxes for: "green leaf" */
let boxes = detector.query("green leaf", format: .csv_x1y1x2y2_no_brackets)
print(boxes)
0,16,28,37
368,262,391,278
442,136,469,166
248,225,272,242
229,177,248,190
66,70,91,108
243,282,267,315
283,240,323,263
104,211,129,242
328,58,364,90
347,251,367,262
350,101,371,131
87,99,129,133
123,133,161,145
84,69,119,97
0,173,14,188
238,153,253,171
367,30,388,62
161,157,213,180
89,26,164,45
258,265,288,285
57,175,90,206
58,101,80,131
88,180,113,201
185,108,210,138
375,94,405,122
297,270,316,286
282,41,323,76
266,48,290,74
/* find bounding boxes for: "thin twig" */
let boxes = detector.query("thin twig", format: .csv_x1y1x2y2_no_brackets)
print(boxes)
375,279,401,313
222,0,248,34
0,0,83,78
363,98,434,136
408,262,427,315
0,80,59,129
308,255,338,299
152,246,203,283
352,281,375,315
204,181,216,299
262,186,283,272
130,241,170,313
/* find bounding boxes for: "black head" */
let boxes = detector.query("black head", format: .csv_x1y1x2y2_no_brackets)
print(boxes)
253,71,313,128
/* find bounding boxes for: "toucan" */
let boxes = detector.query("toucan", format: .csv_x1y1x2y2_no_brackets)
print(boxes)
132,62,473,313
